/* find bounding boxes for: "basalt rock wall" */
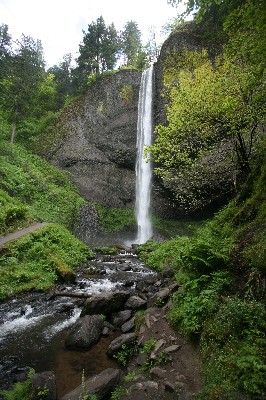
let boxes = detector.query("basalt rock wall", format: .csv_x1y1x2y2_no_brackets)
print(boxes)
49,70,141,209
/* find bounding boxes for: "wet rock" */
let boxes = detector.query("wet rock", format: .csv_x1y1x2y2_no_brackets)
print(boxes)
65,315,103,350
107,332,137,357
121,316,135,333
119,265,133,272
0,357,29,391
123,279,135,287
111,310,132,328
80,291,130,317
20,306,27,315
31,371,56,400
124,296,147,310
60,368,121,400
57,303,75,313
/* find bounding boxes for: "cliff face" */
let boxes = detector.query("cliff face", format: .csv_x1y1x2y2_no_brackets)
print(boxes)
49,70,141,209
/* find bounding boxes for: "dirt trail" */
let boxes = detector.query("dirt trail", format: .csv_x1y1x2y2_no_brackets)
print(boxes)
119,303,202,400
0,222,48,247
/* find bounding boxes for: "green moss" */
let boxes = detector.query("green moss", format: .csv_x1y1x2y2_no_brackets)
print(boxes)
94,203,136,233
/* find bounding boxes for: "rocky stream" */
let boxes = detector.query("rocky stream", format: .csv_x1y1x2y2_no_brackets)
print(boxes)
0,248,202,399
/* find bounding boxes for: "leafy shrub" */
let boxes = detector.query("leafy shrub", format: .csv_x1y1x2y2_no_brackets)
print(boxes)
0,368,34,400
113,342,139,366
169,271,233,336
200,298,266,399
0,190,30,233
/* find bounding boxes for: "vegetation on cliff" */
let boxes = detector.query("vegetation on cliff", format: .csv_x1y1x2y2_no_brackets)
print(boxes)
150,0,265,213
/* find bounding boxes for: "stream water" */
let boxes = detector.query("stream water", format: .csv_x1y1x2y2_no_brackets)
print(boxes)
0,250,157,397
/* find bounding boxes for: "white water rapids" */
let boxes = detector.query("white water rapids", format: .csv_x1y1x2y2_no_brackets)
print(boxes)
135,66,154,244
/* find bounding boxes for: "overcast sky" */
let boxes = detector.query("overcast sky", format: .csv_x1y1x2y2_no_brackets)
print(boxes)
0,0,185,67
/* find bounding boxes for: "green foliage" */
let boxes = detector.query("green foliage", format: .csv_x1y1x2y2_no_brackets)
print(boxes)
92,246,118,255
94,203,136,233
169,271,233,336
0,140,85,231
0,368,35,400
200,298,266,399
119,84,134,105
113,342,139,366
111,385,128,400
0,224,92,300
143,141,266,397
0,189,30,234
140,338,157,355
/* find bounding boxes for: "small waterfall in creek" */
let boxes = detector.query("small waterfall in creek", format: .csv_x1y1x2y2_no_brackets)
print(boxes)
135,65,154,244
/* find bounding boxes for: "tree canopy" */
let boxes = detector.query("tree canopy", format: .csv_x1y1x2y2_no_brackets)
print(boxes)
149,0,265,198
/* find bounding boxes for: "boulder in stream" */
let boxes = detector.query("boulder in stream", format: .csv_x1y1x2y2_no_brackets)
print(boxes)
65,315,103,350
80,290,130,317
60,368,121,400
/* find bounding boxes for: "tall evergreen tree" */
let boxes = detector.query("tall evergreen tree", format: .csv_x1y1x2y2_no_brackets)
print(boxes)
0,34,45,143
120,21,142,66
74,16,120,92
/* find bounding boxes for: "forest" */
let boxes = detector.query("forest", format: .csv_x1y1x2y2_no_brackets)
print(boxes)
0,0,265,399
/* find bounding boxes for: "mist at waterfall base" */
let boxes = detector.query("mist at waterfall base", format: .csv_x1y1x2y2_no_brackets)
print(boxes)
135,66,154,245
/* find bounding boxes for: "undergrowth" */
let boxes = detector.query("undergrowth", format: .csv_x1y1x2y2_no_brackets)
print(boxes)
138,144,266,399
0,140,85,232
0,224,93,300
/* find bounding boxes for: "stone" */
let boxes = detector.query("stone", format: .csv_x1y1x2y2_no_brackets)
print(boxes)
65,315,103,350
150,367,167,379
124,296,147,310
164,381,176,393
107,332,137,357
60,368,121,400
163,344,182,354
147,282,179,307
121,316,135,333
31,371,56,400
80,291,130,317
111,310,132,328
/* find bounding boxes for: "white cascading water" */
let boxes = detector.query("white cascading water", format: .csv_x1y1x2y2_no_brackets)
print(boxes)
135,65,154,244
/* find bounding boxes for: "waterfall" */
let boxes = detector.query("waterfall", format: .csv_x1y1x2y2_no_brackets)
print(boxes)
135,66,154,244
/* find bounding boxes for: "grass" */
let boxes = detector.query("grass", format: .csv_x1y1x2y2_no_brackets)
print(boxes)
0,140,85,233
0,223,93,300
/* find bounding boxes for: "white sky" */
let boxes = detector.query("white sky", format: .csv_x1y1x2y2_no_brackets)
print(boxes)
0,0,185,68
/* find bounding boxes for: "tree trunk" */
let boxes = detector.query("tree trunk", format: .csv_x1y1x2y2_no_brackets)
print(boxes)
10,114,16,144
